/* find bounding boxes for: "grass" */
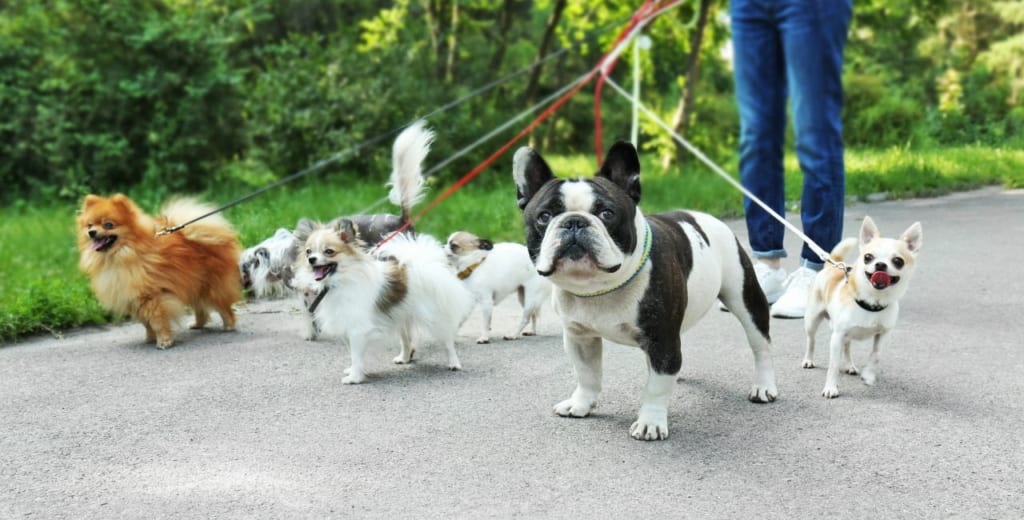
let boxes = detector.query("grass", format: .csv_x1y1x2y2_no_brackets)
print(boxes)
2,144,1022,344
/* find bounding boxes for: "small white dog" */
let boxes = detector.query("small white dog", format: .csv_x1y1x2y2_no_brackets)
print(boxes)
802,216,923,398
445,231,552,344
239,228,298,298
293,220,474,384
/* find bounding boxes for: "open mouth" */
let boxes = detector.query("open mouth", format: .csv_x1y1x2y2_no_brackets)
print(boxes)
91,235,118,252
866,271,900,290
312,263,337,281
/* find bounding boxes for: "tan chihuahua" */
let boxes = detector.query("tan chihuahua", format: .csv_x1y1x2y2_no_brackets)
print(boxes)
802,216,923,398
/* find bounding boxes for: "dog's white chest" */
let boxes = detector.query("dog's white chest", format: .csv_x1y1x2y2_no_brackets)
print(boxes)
552,281,647,347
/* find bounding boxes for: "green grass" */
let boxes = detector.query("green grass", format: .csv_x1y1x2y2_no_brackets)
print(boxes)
2,144,1022,344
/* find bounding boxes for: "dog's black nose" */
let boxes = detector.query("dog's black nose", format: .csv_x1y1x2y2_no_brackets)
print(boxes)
88,229,98,238
308,257,317,265
561,216,590,231
875,261,888,272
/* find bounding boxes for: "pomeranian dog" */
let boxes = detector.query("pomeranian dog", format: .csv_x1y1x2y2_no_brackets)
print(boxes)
77,194,243,348
239,120,433,299
292,219,474,384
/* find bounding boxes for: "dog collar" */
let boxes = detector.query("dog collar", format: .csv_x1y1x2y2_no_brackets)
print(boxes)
569,222,652,298
855,299,887,312
457,258,486,280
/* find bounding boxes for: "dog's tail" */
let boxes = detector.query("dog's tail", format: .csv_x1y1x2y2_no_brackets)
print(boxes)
388,120,433,223
160,198,239,248
829,237,859,264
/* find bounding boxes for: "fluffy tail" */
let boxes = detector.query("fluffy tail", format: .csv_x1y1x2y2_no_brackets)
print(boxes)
387,120,433,222
160,198,238,247
829,237,859,263
375,232,447,267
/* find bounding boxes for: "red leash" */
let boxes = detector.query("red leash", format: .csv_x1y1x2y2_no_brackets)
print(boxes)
376,1,675,249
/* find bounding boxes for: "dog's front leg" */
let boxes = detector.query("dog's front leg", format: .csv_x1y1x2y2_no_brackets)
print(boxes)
861,331,888,386
553,332,602,418
342,331,369,384
822,332,846,398
476,299,494,344
629,357,677,441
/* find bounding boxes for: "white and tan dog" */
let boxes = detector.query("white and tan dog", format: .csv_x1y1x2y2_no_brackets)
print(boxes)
513,141,778,441
445,231,552,344
293,220,474,384
802,216,923,398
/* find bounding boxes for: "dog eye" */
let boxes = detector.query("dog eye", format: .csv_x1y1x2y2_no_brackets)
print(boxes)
597,209,615,222
306,249,312,255
325,248,335,256
864,254,875,263
102,222,114,230
892,257,904,269
536,211,552,226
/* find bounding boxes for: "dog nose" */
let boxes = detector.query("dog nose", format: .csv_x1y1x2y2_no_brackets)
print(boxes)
88,229,98,238
561,216,590,231
308,256,317,265
875,261,888,272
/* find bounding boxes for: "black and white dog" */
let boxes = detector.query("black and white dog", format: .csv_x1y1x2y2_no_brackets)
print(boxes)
512,141,779,441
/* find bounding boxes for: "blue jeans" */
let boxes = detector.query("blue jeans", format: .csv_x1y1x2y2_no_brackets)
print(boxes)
731,0,852,269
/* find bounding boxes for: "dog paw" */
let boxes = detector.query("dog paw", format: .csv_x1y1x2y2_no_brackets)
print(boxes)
188,322,205,330
502,334,520,341
553,398,595,418
392,354,412,365
748,385,778,403
821,386,840,398
156,338,174,349
342,372,366,384
521,332,536,337
844,366,860,376
447,362,462,371
475,336,491,344
861,370,877,386
629,409,669,441
801,360,815,369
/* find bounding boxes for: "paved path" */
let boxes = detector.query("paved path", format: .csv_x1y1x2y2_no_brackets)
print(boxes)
2,188,1022,519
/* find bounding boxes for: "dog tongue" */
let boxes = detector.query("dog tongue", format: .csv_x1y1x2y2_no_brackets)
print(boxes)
313,265,330,281
870,271,892,289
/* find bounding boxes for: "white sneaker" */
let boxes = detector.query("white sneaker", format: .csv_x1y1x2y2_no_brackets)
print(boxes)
770,266,819,319
719,262,786,311
754,262,787,304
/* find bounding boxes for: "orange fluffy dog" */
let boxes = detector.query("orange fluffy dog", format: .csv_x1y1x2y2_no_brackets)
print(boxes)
77,194,242,348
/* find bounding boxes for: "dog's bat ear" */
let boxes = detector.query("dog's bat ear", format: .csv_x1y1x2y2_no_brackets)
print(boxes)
333,218,358,243
479,239,494,251
900,222,923,255
513,147,555,211
860,216,880,245
597,141,641,204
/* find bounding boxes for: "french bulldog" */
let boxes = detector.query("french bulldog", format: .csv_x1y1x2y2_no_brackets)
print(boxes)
512,141,779,441
802,216,923,398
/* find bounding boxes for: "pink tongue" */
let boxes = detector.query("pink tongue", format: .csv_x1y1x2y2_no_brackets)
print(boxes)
91,239,107,251
313,266,329,281
870,271,891,288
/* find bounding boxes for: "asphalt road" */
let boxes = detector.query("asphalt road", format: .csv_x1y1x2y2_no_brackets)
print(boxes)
2,187,1022,519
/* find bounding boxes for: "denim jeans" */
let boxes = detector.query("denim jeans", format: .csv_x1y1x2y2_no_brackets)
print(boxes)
731,0,852,269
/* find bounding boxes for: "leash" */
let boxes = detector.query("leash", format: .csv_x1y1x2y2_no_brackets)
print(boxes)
372,0,687,251
602,76,848,274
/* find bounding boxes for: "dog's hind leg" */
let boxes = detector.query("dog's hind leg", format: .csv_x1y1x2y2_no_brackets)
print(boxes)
393,326,416,364
802,305,826,369
722,247,778,403
190,305,209,329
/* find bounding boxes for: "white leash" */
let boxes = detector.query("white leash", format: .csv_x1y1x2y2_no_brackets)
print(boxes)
603,76,843,270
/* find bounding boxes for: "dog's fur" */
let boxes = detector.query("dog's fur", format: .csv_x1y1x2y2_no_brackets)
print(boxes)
445,231,552,344
802,216,923,398
513,141,778,441
239,120,433,298
292,220,474,384
77,194,242,348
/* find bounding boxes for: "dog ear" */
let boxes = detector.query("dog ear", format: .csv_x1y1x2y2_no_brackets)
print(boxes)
479,239,494,251
255,247,270,261
596,141,641,204
859,216,880,245
82,194,102,210
900,222,923,255
332,218,358,243
293,218,317,245
513,147,555,210
109,193,141,216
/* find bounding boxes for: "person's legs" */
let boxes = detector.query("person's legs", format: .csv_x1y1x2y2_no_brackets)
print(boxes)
731,0,787,263
781,0,852,268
